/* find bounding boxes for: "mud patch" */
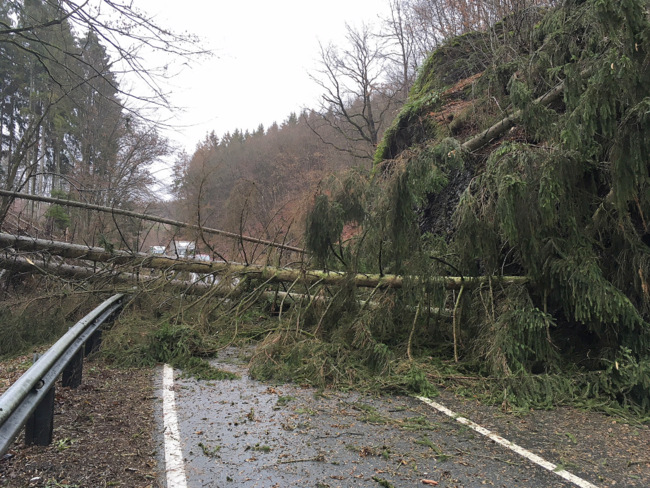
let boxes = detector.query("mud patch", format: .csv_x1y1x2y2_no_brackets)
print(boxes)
0,356,159,488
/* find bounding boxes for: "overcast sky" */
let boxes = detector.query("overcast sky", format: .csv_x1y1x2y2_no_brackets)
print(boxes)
133,0,392,157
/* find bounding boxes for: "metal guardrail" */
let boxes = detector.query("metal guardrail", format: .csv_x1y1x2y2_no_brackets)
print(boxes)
0,294,125,457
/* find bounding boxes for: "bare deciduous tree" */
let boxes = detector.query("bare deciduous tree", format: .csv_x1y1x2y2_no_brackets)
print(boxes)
310,23,400,162
380,0,419,101
0,0,205,235
0,0,205,108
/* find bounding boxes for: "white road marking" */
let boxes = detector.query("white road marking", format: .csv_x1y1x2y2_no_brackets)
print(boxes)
416,396,599,488
162,364,188,488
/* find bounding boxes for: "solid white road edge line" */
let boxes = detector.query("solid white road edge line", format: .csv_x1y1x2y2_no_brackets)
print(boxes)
162,364,188,488
416,396,599,488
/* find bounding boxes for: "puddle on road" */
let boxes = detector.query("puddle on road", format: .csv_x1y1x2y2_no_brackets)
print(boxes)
167,348,577,488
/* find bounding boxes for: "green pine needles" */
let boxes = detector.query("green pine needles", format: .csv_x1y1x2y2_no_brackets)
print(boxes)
288,0,650,416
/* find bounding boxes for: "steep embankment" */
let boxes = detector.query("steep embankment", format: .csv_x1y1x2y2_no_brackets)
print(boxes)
282,0,650,414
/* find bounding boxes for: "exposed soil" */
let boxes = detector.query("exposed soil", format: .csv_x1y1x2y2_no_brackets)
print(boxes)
0,354,160,488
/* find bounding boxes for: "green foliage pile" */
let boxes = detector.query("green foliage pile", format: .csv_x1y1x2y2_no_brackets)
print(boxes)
0,274,253,381
0,291,74,358
292,0,650,416
101,292,241,381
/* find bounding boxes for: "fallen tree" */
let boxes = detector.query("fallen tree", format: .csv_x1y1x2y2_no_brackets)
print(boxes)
0,253,244,299
0,190,305,254
292,0,650,414
0,232,529,290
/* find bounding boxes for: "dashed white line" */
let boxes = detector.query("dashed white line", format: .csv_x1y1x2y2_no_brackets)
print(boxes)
162,364,188,488
416,396,599,488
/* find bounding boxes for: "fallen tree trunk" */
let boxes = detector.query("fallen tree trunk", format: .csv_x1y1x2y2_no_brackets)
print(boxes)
0,254,453,318
0,190,305,254
461,80,565,153
0,232,530,290
0,254,236,297
274,290,451,316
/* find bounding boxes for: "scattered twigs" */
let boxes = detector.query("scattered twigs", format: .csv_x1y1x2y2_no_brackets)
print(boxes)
627,459,650,467
279,277,300,322
407,304,421,361
274,454,325,465
454,448,520,465
359,282,383,313
452,285,465,363
314,287,344,336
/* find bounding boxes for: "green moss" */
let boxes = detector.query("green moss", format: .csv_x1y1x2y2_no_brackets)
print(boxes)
412,31,490,97
374,89,444,165
374,30,492,166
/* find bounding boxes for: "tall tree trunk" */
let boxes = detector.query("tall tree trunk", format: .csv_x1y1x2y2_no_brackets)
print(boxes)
0,190,306,253
0,232,530,290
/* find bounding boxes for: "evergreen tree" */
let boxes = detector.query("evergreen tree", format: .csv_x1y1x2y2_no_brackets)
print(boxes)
299,0,650,413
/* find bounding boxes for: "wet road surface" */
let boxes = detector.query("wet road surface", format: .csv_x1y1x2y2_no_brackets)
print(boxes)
156,349,591,488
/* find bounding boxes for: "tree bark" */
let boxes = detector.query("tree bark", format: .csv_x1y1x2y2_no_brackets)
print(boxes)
0,232,529,290
0,254,227,297
461,80,565,153
0,190,305,254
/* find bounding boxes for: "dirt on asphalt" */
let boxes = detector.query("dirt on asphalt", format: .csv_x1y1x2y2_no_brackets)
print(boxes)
434,393,650,487
170,348,650,488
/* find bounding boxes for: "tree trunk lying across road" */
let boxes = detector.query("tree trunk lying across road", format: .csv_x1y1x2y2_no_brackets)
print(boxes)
0,189,305,254
0,253,452,316
0,232,529,290
0,253,239,297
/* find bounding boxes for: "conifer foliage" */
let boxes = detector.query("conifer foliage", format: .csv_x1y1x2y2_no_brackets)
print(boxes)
294,0,650,413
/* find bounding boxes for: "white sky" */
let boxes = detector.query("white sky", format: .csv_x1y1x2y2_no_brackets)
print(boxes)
133,0,392,156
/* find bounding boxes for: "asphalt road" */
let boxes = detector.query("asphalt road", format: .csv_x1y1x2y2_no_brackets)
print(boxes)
155,349,597,488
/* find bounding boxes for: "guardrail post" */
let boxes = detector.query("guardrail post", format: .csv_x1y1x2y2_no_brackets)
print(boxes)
0,294,125,458
62,348,84,388
24,386,54,446
84,328,102,356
